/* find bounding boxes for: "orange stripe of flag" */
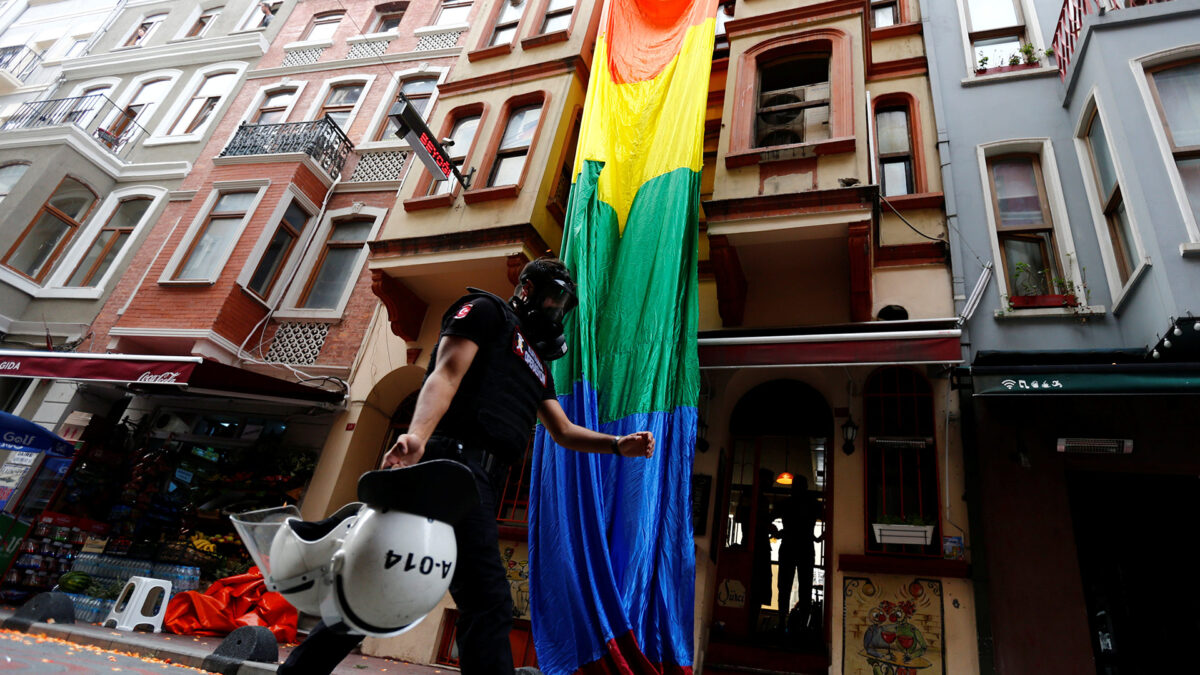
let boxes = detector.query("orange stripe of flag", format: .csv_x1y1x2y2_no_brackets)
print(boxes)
606,0,716,84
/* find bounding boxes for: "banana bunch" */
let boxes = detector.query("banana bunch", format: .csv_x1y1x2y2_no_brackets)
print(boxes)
190,533,217,553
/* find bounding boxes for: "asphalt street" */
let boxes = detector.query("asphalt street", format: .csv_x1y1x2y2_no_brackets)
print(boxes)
0,628,207,673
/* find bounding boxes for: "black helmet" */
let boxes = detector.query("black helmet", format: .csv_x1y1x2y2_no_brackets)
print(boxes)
512,257,577,360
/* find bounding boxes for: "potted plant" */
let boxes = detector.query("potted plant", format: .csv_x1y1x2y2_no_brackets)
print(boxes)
871,515,936,546
1007,262,1080,309
976,55,989,74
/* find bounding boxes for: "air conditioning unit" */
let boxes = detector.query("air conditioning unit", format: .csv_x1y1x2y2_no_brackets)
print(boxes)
755,83,830,147
1056,438,1133,455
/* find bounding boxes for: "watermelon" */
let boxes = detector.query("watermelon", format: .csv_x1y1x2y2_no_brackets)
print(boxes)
57,571,91,593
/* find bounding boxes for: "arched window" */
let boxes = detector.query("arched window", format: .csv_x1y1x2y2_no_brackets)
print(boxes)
489,0,526,46
0,163,29,203
305,11,345,42
169,71,239,135
65,196,153,287
319,83,365,130
124,13,167,47
428,111,480,196
756,54,830,149
376,77,437,141
297,216,375,309
2,176,98,282
186,6,224,38
875,105,913,196
863,366,940,556
487,102,541,187
253,88,297,124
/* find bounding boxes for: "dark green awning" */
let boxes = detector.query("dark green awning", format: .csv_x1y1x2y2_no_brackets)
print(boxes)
970,367,1200,396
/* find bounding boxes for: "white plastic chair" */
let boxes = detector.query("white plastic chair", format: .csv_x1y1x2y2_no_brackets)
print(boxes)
102,575,173,632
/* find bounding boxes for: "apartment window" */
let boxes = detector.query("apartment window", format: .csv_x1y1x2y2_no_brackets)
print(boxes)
539,0,574,34
2,177,98,282
489,0,526,46
963,0,1026,69
241,1,282,30
373,3,407,32
108,78,171,139
548,110,581,223
62,38,89,59
0,163,29,202
248,201,311,298
435,0,472,26
254,88,296,124
1083,110,1137,284
714,1,734,58
319,83,364,130
124,13,167,47
488,104,541,187
174,191,256,281
169,71,238,135
187,7,223,38
756,56,831,149
872,1,899,28
429,113,479,195
65,197,152,287
1148,60,1200,227
987,155,1060,295
876,107,913,197
305,12,344,42
864,366,940,556
298,217,374,309
377,77,437,140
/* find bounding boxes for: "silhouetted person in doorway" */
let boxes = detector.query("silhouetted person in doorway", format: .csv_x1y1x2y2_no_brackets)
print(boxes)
748,468,775,634
776,476,821,637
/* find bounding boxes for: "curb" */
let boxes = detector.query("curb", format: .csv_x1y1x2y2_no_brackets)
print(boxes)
0,608,277,674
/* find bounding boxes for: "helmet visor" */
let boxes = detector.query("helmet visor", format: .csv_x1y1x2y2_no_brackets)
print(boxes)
538,278,578,322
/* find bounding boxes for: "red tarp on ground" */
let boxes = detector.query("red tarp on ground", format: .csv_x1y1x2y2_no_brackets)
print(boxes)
164,567,297,643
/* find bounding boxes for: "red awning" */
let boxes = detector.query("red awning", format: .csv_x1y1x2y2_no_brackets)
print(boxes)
698,329,963,369
0,350,344,406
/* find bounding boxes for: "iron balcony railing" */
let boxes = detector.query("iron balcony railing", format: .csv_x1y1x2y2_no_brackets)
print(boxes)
1052,0,1172,80
0,44,42,83
0,93,149,159
219,116,354,179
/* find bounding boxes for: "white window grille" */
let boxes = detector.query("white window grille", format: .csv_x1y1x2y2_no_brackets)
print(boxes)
281,47,326,68
267,321,331,364
349,151,409,182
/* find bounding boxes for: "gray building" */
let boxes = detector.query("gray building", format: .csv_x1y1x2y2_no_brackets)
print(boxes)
922,0,1200,673
0,1,295,414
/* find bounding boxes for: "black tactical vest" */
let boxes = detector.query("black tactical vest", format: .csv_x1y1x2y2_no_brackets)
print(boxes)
429,290,553,462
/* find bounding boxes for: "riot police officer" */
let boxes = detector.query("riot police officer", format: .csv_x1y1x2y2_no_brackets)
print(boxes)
279,257,655,675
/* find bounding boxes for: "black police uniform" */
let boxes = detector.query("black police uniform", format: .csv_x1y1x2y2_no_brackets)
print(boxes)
279,290,556,675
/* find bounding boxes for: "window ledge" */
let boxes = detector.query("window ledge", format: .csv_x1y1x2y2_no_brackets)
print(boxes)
463,184,519,204
283,38,333,51
880,191,944,210
838,554,969,579
0,267,42,297
355,139,411,152
1111,258,1152,316
272,308,346,321
1180,242,1200,257
520,30,569,50
414,23,470,38
963,63,1057,86
870,22,922,40
157,279,218,287
142,134,204,147
403,192,454,211
724,136,855,169
347,32,397,45
468,42,513,62
994,304,1106,319
31,286,105,300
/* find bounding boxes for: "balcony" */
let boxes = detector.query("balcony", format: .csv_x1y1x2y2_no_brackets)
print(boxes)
219,117,354,180
0,45,43,93
1052,0,1172,79
0,93,148,159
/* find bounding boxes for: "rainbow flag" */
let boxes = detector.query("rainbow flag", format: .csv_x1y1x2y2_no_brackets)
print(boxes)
530,1,716,674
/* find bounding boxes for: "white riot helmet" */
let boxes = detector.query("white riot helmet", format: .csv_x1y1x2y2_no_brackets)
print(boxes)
320,459,478,637
264,502,363,615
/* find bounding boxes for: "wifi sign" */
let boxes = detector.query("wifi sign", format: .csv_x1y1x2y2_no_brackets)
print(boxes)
1001,379,1017,390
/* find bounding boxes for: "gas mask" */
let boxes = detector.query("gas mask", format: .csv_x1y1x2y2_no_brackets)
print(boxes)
512,275,577,361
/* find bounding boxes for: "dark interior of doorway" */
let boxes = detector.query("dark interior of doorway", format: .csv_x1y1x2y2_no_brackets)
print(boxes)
1068,471,1200,675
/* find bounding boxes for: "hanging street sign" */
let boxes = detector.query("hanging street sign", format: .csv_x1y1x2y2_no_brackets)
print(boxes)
388,94,471,188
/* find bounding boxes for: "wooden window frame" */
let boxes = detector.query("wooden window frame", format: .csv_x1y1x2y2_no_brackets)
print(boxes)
405,103,487,210
536,0,574,35
546,105,582,225
863,366,941,558
1146,56,1200,223
304,11,345,42
1082,108,1135,284
727,29,854,168
963,0,1027,68
373,76,438,142
521,0,577,49
186,7,223,38
875,106,913,197
1,176,99,283
296,216,374,309
319,82,366,128
66,196,152,287
253,88,297,124
466,92,548,204
871,0,902,29
123,14,167,48
434,0,473,27
240,1,282,31
872,93,928,197
986,153,1062,295
168,71,236,136
172,190,255,281
490,0,527,47
247,200,312,300
372,2,409,33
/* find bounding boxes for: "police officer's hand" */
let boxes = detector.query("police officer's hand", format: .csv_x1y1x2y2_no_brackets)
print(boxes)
617,431,655,459
382,433,425,468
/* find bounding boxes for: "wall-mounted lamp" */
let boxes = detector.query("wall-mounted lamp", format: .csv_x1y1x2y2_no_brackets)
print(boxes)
841,416,859,456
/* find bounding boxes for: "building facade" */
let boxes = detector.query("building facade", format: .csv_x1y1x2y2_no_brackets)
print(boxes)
922,0,1200,673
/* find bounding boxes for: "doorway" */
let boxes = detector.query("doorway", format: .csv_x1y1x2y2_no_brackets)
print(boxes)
1068,471,1200,675
712,380,831,655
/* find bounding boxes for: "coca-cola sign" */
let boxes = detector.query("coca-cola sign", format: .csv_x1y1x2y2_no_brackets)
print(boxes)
136,371,182,384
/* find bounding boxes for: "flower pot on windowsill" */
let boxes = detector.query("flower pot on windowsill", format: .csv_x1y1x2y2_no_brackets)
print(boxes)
872,523,935,546
1009,294,1078,309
